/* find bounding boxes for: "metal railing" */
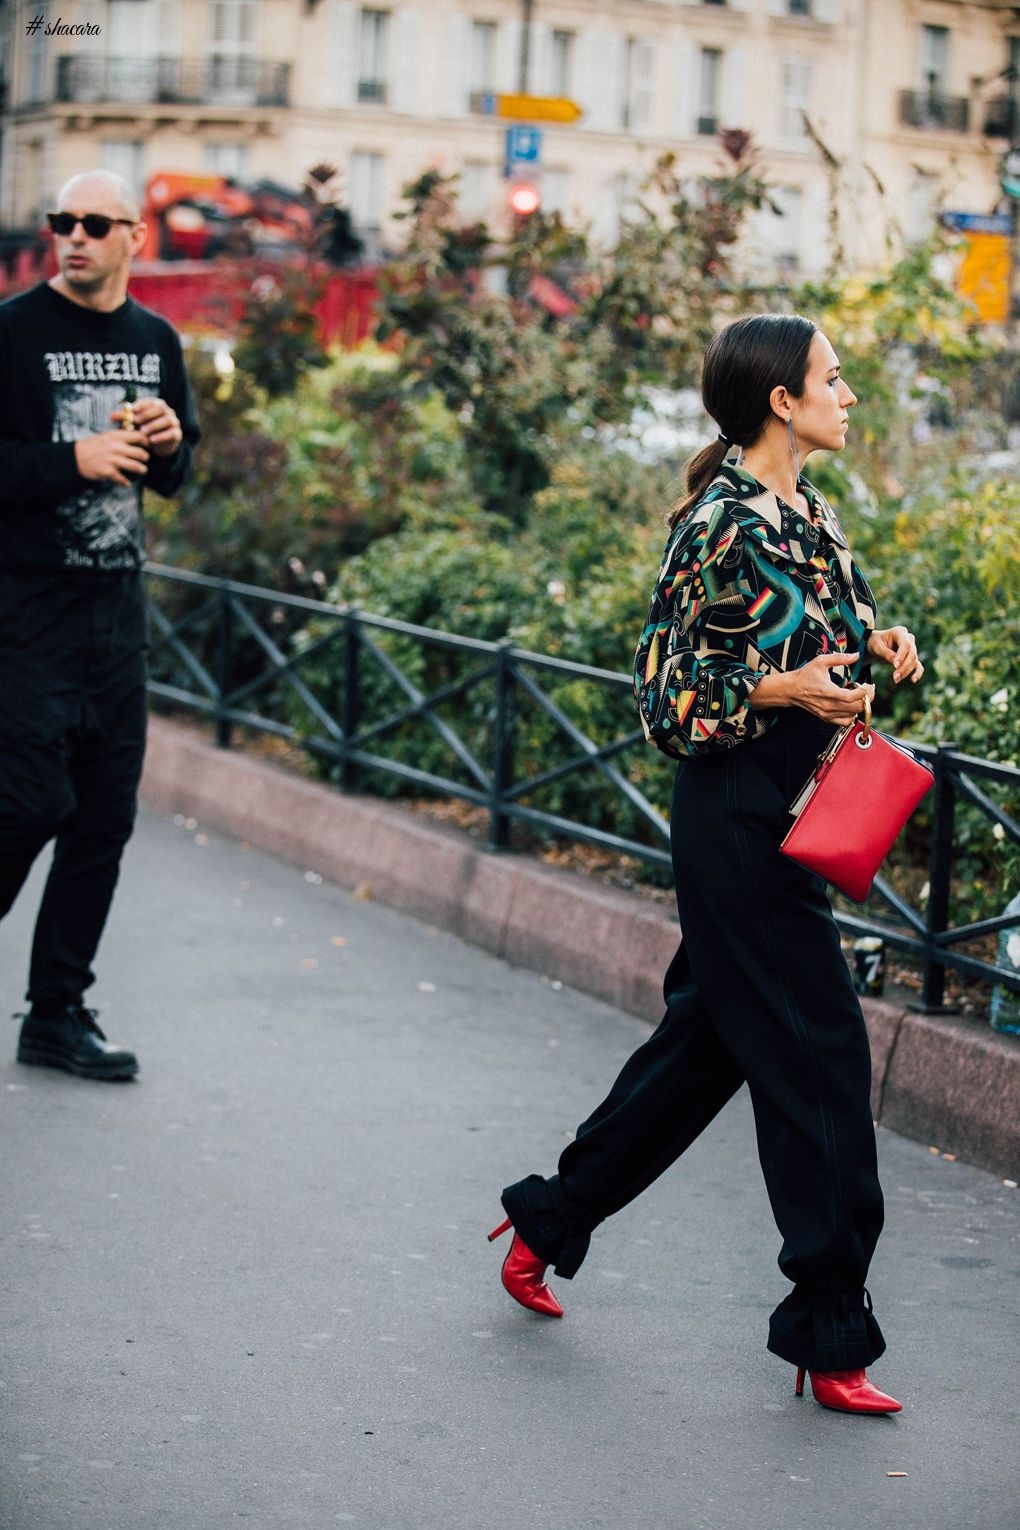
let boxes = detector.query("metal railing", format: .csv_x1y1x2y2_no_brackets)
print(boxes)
55,56,291,109
983,96,1019,139
898,89,970,132
145,565,1020,1009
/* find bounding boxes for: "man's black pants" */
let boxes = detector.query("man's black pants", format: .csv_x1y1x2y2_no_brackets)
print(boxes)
0,571,147,1011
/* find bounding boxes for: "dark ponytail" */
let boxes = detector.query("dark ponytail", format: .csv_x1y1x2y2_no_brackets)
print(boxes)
667,313,816,527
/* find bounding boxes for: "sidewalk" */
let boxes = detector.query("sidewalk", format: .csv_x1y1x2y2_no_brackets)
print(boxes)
139,717,1020,1179
2,808,1019,1530
1,807,1020,1523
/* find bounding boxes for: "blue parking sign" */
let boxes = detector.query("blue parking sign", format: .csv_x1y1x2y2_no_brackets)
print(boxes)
505,125,543,167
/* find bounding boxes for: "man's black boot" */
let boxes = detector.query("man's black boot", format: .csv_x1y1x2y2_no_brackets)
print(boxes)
16,1004,139,1081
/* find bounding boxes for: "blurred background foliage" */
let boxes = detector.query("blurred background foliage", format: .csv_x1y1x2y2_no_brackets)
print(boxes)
149,142,1017,919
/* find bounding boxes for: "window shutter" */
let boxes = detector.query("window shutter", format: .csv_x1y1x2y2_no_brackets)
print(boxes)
802,180,829,274
498,19,522,93
722,47,746,128
77,0,104,53
443,12,471,117
391,8,421,113
674,39,699,138
331,1,357,108
577,31,623,131
531,22,553,97
630,38,655,134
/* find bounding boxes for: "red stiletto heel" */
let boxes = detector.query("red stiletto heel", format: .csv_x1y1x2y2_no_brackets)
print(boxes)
487,1217,564,1318
794,1366,901,1414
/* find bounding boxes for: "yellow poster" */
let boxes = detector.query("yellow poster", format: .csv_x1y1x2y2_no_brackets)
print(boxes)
957,231,1011,325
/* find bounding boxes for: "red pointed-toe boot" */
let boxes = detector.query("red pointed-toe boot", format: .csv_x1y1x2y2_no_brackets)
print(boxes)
488,1217,564,1318
795,1367,901,1414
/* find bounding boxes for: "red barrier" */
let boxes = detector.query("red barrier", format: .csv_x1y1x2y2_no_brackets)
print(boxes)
127,261,380,347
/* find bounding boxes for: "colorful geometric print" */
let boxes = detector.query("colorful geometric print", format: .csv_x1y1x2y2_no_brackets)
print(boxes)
633,464,877,759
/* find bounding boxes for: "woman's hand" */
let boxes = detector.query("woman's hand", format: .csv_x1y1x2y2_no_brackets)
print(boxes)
751,654,874,724
867,626,924,685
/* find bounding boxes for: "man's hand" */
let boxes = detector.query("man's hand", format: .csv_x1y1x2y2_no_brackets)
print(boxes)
114,397,184,459
74,430,150,488
867,626,924,685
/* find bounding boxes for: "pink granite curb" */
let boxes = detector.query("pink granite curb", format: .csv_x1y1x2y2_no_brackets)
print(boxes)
141,717,1020,1179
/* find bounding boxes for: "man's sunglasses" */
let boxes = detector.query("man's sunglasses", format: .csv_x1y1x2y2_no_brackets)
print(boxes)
47,212,137,239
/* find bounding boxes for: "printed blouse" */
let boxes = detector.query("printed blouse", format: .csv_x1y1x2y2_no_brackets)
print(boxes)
633,462,877,759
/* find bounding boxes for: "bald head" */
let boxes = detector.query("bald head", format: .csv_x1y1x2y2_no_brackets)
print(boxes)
49,170,146,311
56,171,141,223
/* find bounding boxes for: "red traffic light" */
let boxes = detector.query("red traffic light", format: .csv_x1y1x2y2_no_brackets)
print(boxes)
508,181,541,216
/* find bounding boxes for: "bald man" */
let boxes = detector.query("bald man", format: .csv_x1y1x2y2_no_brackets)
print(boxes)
0,170,199,1079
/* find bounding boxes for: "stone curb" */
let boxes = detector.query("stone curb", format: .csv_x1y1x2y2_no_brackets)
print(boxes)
141,717,1020,1179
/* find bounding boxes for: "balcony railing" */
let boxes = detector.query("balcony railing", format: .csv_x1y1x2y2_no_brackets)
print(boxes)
357,78,387,104
898,89,970,132
55,55,290,109
983,96,1019,139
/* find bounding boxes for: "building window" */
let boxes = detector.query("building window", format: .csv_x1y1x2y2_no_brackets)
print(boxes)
28,1,49,103
350,150,385,240
542,168,569,217
787,0,812,15
769,184,803,273
919,25,949,98
780,56,811,142
622,37,653,132
358,8,389,103
460,161,494,222
698,48,722,136
550,30,574,98
470,20,498,97
906,168,939,246
210,0,258,102
204,142,251,179
101,140,146,192
610,171,640,243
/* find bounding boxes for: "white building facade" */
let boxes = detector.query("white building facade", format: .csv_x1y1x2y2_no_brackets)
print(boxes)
0,0,1016,278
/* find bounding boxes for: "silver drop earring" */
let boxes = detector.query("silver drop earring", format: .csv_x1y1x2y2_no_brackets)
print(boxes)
787,416,800,476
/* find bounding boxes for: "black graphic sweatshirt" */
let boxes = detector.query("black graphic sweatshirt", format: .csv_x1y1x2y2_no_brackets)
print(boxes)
0,282,200,573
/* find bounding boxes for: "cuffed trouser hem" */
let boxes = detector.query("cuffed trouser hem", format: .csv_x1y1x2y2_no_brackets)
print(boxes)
766,1287,886,1372
500,1174,593,1280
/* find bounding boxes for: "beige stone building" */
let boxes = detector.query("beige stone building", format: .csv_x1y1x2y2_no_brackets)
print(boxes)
0,0,1016,277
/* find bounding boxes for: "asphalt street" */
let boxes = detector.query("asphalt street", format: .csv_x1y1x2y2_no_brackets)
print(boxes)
2,807,1018,1530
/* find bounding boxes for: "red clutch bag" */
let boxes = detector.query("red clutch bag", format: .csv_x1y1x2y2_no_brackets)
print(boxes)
780,700,934,904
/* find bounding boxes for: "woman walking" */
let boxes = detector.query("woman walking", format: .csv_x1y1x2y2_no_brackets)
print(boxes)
489,314,923,1415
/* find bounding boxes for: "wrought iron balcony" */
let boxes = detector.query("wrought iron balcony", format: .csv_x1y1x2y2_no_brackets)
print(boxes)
983,96,1018,139
898,89,970,132
357,78,387,104
55,55,290,109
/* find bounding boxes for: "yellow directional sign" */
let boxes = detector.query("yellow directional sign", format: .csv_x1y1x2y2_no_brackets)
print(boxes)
472,92,583,123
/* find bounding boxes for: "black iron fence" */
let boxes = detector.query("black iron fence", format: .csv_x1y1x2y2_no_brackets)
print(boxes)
145,565,1020,1010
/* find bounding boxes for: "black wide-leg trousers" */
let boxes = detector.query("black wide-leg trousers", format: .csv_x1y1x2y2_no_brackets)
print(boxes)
502,713,886,1371
0,572,148,1012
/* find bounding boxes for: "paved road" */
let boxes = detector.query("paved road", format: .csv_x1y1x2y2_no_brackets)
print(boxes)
2,809,1018,1530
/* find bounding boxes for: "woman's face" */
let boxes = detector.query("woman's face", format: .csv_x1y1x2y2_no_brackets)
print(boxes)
789,331,857,454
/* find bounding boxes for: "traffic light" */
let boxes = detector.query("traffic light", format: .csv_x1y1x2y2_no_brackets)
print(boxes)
508,180,541,218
